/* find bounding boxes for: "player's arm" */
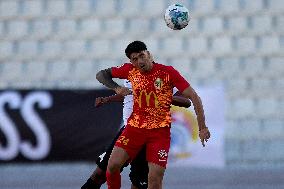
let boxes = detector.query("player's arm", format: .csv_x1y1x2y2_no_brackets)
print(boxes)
95,94,124,108
169,66,210,147
182,85,210,146
96,68,120,90
172,95,191,108
96,68,131,96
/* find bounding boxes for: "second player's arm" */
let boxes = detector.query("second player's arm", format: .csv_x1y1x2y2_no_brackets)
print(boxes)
97,92,190,108
95,94,124,107
172,95,191,108
102,94,124,103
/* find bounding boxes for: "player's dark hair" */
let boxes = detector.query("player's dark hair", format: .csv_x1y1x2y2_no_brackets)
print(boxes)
125,41,147,59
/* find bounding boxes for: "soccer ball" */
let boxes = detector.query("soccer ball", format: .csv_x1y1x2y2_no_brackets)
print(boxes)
164,4,190,30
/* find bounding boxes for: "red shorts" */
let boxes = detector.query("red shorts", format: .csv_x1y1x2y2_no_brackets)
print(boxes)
115,125,171,168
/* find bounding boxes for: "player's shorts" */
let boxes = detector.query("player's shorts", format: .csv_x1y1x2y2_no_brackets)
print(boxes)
115,125,171,168
96,126,149,189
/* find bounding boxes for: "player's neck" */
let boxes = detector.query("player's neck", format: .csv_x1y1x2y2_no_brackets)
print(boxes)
149,62,154,71
140,62,155,73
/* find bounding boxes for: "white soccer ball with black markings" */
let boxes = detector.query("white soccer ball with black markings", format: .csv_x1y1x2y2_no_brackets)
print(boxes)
164,4,190,30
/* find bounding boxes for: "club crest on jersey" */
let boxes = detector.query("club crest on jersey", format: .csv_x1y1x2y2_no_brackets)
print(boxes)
158,149,168,162
154,78,163,90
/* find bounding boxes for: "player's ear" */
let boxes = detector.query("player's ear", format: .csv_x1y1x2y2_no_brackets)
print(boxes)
129,53,134,62
146,50,150,56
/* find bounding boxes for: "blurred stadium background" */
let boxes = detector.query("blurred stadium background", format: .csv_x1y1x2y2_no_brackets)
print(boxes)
0,0,284,188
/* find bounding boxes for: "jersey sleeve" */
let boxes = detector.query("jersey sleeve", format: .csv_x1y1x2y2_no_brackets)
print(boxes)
168,66,190,93
111,63,132,79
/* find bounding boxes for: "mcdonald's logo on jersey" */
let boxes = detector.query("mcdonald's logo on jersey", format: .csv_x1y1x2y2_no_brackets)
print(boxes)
138,90,159,108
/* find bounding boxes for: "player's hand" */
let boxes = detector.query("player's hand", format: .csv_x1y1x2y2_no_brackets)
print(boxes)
114,86,132,96
199,127,210,147
95,97,108,107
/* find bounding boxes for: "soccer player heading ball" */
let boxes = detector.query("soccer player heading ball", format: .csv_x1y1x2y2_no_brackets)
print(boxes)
96,41,210,189
81,81,191,189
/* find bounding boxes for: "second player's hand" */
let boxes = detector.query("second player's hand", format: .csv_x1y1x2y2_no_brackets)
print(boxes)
115,86,132,96
199,127,210,147
95,97,108,107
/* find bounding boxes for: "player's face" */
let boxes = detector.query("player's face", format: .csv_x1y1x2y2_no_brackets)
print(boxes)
130,50,153,72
